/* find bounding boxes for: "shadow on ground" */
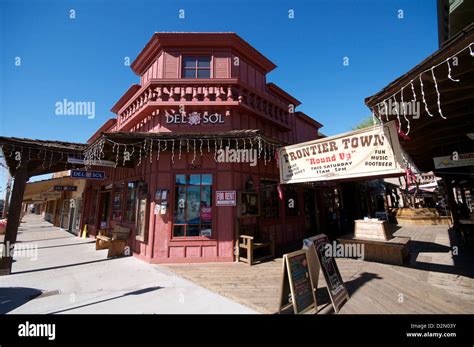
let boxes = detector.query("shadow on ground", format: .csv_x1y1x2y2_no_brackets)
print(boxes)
0,287,43,314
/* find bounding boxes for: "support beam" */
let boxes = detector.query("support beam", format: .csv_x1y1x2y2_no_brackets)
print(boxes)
0,162,29,275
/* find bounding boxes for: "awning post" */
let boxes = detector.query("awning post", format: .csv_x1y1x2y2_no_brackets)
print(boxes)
0,162,29,275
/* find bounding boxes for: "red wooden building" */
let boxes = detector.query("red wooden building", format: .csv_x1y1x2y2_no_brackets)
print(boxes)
81,32,327,263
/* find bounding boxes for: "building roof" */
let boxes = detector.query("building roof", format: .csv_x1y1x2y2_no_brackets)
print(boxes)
87,118,117,144
131,32,277,76
295,111,323,129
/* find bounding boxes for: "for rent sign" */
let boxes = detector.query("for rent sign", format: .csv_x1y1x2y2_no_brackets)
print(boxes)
279,122,406,183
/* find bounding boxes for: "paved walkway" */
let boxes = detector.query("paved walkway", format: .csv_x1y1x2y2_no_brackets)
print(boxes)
0,214,256,314
165,224,474,314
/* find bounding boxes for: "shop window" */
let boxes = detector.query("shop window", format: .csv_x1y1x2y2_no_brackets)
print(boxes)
285,186,300,217
173,174,213,237
260,179,280,219
124,180,139,223
135,195,148,242
112,183,124,222
182,56,211,78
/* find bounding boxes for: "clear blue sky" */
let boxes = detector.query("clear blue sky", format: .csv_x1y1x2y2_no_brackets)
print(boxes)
0,0,438,187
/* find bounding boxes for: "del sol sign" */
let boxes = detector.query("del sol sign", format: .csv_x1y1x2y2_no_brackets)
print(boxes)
166,112,224,125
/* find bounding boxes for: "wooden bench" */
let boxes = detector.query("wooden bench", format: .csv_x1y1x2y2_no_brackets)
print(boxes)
95,225,130,258
107,225,131,258
338,233,410,266
95,229,112,250
238,223,275,266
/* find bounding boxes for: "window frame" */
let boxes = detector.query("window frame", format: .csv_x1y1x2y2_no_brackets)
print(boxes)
171,172,214,240
123,179,140,224
181,55,212,79
260,178,281,220
112,181,125,223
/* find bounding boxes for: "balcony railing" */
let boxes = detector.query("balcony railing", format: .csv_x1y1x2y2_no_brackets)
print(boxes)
116,79,292,130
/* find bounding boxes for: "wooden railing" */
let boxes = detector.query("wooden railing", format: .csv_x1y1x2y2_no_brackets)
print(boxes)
116,79,292,130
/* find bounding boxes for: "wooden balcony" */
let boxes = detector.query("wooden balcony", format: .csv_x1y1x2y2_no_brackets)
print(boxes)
115,79,293,131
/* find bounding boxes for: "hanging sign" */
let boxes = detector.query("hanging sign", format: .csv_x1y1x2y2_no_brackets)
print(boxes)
53,185,77,191
67,156,116,168
216,191,236,206
71,170,105,180
279,121,406,183
303,234,349,313
278,250,316,314
433,152,474,169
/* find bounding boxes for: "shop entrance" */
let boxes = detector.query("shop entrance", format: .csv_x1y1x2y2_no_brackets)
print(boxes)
303,189,319,237
98,191,112,230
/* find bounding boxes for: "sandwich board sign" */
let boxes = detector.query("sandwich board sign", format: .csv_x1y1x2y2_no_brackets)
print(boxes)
278,250,316,314
303,234,349,313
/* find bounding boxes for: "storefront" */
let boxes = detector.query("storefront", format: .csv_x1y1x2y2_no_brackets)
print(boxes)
23,172,86,235
80,32,331,263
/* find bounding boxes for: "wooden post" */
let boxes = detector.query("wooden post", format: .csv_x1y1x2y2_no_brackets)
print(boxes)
0,163,29,276
443,176,459,228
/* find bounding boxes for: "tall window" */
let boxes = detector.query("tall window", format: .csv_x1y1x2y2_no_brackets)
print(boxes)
112,183,124,222
124,180,139,222
182,56,211,78
173,174,213,237
260,179,280,219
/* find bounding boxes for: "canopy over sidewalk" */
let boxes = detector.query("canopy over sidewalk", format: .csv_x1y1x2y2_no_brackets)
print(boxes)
0,137,87,275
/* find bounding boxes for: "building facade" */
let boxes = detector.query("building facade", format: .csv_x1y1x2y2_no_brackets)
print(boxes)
81,33,331,263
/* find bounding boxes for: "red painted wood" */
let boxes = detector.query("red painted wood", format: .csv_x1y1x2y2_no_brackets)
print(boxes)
83,33,323,263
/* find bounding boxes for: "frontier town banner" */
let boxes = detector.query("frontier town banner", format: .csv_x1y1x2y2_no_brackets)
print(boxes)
279,121,406,184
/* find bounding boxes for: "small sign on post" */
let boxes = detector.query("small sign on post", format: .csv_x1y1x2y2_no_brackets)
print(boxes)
278,250,316,314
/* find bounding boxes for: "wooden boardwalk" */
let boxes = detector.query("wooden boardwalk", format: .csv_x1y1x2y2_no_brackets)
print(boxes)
164,224,474,314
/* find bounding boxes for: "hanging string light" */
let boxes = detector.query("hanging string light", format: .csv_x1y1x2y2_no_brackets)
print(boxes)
374,42,473,121
192,139,197,164
149,138,154,163
419,73,434,117
171,139,175,164
400,86,410,135
123,144,128,166
447,58,460,82
431,66,446,120
115,143,120,168
138,142,142,166
156,139,161,161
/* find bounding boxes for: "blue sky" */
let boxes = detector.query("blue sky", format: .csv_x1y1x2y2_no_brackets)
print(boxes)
0,0,438,187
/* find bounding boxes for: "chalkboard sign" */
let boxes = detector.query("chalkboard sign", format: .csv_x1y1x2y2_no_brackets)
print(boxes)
311,234,349,313
279,250,316,314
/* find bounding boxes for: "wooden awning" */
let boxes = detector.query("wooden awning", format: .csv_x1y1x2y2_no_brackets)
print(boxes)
0,137,87,177
365,24,474,176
